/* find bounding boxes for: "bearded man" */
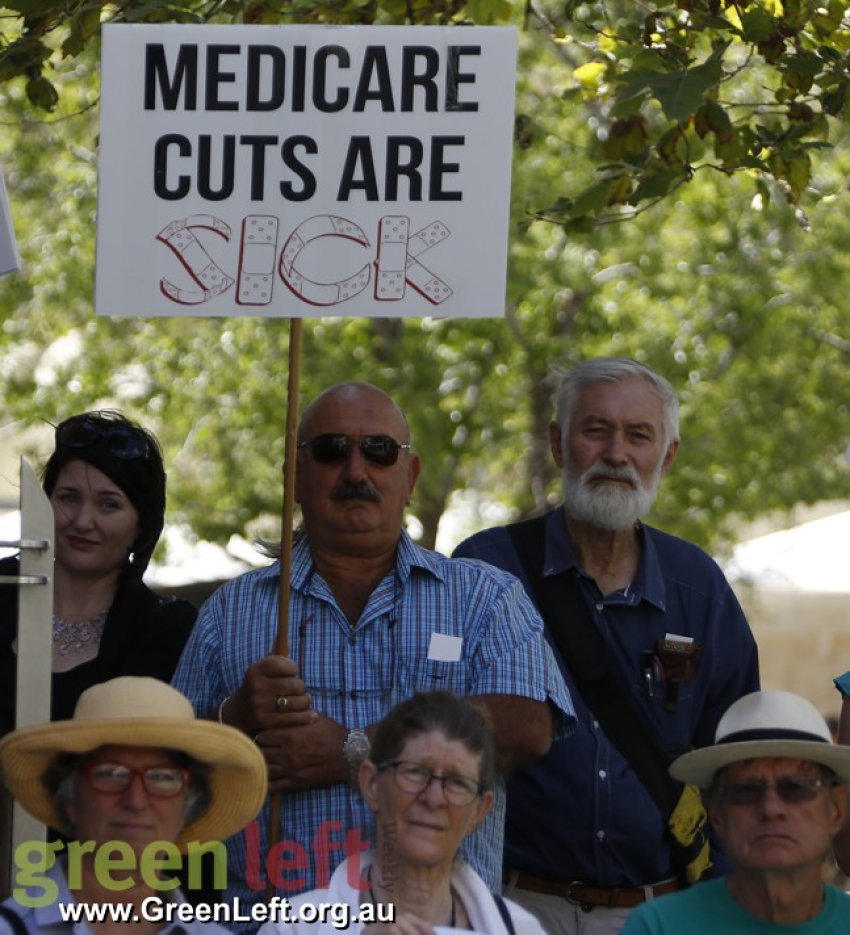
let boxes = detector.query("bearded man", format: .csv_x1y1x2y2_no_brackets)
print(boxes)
453,357,759,935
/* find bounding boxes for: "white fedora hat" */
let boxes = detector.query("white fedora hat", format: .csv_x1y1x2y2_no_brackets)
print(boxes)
0,676,267,849
671,689,850,788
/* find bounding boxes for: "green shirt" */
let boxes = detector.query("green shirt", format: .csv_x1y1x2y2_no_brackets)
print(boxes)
621,879,850,934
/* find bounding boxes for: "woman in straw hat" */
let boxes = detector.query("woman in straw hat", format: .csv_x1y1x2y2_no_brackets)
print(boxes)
621,689,850,934
0,676,267,934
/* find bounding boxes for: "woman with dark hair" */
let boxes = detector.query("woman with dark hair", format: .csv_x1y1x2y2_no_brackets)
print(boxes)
259,691,546,935
0,411,197,734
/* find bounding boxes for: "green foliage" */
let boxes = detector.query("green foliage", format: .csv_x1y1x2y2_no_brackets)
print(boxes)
2,0,850,561
526,0,850,223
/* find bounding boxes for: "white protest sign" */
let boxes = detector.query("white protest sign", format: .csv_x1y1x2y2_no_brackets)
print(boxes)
96,24,517,318
1,164,21,276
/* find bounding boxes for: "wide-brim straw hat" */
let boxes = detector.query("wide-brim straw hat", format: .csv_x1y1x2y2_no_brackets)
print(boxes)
0,676,267,849
671,689,850,789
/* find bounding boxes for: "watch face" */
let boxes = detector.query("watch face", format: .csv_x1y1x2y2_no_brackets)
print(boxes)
345,730,370,760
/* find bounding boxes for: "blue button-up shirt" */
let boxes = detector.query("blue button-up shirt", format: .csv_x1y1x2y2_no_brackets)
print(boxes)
172,531,574,917
453,508,759,886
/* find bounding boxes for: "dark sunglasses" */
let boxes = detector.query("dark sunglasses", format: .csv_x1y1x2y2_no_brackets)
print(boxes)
717,775,837,806
55,416,150,460
82,761,188,797
297,433,411,466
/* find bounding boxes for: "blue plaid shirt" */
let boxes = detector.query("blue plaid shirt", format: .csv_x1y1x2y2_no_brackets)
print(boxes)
172,531,574,919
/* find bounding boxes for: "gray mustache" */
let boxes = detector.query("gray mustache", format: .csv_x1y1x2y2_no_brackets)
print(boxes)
331,481,381,503
584,464,640,486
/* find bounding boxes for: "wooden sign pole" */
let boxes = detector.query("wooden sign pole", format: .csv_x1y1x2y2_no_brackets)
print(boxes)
266,316,303,900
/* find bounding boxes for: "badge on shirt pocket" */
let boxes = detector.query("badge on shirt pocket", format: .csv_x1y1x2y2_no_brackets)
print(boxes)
640,634,701,712
399,633,465,693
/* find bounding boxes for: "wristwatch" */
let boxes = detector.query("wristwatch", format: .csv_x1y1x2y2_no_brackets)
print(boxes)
342,728,370,787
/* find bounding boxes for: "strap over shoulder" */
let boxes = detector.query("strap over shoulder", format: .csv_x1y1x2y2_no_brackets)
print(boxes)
492,893,516,935
505,515,710,884
0,904,29,935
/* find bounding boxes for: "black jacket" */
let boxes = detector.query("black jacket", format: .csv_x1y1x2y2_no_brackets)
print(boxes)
0,555,196,733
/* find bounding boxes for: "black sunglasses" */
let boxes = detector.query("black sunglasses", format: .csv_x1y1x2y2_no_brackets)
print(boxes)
297,433,411,466
717,776,837,806
55,416,150,460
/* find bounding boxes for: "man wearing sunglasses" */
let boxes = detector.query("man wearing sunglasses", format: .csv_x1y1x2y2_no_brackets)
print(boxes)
621,689,850,933
171,381,574,925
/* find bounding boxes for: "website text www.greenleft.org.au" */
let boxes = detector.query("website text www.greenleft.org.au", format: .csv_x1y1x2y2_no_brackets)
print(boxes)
56,896,395,929
14,819,371,908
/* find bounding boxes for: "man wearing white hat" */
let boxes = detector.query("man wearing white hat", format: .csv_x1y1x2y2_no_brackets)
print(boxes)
621,689,850,933
0,677,268,934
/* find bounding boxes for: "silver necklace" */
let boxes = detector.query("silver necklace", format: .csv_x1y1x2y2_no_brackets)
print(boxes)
52,610,107,655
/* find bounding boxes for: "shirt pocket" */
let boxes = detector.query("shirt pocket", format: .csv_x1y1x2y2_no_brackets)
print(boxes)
397,656,468,696
627,677,696,757
635,648,698,704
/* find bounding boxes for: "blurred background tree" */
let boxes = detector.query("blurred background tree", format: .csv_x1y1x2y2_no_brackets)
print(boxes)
2,0,850,556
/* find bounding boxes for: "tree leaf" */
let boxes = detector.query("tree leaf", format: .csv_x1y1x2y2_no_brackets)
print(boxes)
615,48,726,122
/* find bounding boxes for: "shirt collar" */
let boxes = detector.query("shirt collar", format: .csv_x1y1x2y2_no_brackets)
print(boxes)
284,528,442,593
395,528,445,583
543,507,667,611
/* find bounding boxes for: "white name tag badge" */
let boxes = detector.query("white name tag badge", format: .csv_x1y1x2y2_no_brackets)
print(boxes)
427,633,463,662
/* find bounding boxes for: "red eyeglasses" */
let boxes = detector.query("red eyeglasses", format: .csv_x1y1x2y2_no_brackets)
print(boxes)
82,761,188,797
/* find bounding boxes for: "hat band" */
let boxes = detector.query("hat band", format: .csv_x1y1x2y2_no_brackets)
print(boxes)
719,728,829,745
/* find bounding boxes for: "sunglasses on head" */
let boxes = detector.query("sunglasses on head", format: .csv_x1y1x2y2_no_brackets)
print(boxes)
297,433,411,466
55,416,150,460
717,775,837,806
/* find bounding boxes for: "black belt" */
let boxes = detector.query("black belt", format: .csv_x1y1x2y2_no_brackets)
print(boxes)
504,870,681,910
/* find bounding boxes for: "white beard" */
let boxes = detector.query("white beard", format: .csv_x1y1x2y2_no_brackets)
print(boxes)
562,462,661,531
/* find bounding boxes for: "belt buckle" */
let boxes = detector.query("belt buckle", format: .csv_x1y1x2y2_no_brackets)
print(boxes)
565,881,594,913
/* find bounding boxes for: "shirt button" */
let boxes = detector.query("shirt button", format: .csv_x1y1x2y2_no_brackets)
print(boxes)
599,770,607,779
592,720,599,730
595,602,603,611
597,830,605,841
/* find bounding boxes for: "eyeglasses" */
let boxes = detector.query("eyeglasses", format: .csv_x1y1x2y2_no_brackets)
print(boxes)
378,760,484,806
82,762,189,797
297,434,411,467
716,776,837,807
55,416,150,460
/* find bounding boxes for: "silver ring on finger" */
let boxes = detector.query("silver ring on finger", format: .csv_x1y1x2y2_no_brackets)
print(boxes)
275,694,288,713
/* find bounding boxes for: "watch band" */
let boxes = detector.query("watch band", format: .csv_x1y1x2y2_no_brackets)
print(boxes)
342,728,370,788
